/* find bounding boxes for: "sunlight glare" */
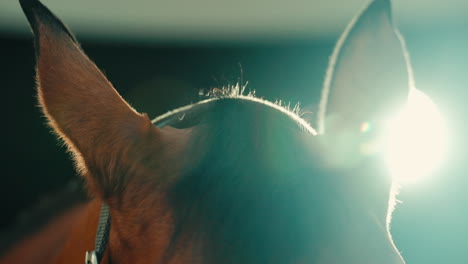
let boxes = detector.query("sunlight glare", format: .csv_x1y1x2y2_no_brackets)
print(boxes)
384,89,448,184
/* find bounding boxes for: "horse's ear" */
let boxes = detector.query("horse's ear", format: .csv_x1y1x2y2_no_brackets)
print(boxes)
20,0,163,199
318,0,413,135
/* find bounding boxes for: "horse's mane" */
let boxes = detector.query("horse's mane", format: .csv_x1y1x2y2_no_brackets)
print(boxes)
0,180,88,257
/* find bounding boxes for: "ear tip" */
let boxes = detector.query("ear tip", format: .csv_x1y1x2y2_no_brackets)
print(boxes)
366,0,392,17
19,0,39,15
370,0,391,6
353,0,394,30
19,0,41,36
19,0,37,7
19,0,36,16
19,0,79,45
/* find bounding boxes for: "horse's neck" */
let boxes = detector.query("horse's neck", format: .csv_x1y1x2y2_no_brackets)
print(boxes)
0,200,100,264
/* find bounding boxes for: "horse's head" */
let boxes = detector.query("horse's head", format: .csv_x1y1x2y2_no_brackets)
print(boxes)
20,0,411,263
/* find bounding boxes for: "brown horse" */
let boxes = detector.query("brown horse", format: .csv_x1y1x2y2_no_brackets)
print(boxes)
1,0,413,263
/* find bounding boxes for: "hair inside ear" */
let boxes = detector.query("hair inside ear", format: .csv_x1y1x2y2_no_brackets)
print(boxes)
21,0,168,199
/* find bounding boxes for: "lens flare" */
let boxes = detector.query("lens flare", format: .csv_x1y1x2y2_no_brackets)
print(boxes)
383,89,448,184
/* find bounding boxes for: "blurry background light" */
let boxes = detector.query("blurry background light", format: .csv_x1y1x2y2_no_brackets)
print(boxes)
1,0,467,43
384,89,448,184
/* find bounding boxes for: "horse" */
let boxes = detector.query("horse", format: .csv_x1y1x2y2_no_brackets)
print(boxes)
1,0,413,263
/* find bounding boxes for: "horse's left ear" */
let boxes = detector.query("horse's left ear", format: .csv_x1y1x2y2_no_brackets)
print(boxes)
318,0,414,135
20,0,167,200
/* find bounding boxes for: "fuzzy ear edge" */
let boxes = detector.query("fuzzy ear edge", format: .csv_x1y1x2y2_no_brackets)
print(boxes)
318,0,414,135
20,0,165,199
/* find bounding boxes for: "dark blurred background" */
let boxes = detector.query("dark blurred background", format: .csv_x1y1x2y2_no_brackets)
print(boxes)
0,0,467,263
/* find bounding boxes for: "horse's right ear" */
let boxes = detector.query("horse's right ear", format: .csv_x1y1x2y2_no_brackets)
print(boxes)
20,0,173,200
316,0,414,170
318,0,413,135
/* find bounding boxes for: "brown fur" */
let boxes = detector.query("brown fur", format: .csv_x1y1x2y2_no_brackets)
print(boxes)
36,23,157,198
12,0,411,263
22,19,197,264
0,203,91,264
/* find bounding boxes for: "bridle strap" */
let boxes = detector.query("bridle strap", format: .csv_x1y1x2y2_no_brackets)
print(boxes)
85,203,111,264
85,123,164,264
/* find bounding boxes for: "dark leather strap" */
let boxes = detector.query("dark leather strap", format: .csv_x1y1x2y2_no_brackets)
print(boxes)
85,203,111,264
